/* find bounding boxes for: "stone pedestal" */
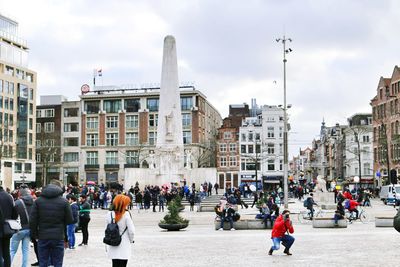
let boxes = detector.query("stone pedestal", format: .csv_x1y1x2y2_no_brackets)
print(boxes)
314,191,335,210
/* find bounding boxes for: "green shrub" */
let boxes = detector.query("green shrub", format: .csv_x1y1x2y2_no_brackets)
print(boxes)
160,196,189,225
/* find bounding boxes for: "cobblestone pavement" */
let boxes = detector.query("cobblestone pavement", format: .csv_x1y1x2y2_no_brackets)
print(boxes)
12,198,399,267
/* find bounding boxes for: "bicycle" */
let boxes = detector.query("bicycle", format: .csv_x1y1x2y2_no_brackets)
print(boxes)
298,207,325,224
345,207,369,224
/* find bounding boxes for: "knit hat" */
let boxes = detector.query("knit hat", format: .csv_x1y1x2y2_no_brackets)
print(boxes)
20,188,30,197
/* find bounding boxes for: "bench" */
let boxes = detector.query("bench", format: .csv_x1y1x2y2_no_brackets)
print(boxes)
199,204,238,212
214,219,272,230
375,216,394,227
312,217,347,228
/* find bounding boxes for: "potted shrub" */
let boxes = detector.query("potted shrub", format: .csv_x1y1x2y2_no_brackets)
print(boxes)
158,196,189,231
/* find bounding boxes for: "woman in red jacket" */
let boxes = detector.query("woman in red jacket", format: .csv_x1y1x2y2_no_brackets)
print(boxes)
268,209,295,256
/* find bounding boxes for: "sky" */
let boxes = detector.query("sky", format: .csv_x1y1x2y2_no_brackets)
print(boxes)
1,0,399,157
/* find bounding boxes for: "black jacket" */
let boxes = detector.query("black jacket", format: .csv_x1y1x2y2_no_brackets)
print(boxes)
15,196,34,229
0,189,18,238
30,184,73,240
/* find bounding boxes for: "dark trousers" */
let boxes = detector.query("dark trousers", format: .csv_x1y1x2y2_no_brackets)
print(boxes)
0,237,11,267
32,238,39,263
80,217,90,244
112,259,128,267
38,239,64,267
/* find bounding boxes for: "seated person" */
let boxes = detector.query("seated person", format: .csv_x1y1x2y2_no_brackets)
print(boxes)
219,203,235,231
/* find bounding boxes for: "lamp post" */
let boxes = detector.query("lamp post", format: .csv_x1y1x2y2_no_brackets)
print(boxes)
276,36,292,209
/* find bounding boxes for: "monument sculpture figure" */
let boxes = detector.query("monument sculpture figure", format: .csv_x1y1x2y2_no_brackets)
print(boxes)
314,175,327,193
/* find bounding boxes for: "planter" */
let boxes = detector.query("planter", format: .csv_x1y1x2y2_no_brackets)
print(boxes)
158,223,189,231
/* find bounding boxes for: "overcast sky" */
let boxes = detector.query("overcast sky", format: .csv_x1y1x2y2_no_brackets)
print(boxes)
2,0,399,157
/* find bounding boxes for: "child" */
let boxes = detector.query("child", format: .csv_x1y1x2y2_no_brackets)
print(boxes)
66,194,79,249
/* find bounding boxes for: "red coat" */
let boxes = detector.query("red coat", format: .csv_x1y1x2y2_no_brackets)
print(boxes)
343,191,353,200
271,215,294,238
349,200,359,210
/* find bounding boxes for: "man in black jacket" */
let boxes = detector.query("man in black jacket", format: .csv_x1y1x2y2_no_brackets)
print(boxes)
0,185,18,267
30,180,73,267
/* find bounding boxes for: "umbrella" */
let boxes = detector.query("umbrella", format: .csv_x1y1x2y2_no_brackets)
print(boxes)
86,181,96,185
162,183,170,189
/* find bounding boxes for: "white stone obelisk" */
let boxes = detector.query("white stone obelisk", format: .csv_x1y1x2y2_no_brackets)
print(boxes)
155,35,184,184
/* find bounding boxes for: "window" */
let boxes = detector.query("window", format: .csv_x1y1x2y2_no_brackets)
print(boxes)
36,153,41,162
147,98,159,111
279,143,283,154
280,160,283,170
87,152,98,165
44,122,55,132
149,132,157,145
49,154,55,163
4,97,8,109
126,115,138,128
15,162,22,173
248,145,254,153
219,144,227,152
25,163,32,173
267,143,275,154
104,100,121,113
64,138,78,147
106,133,118,146
0,96,2,108
44,109,54,117
106,151,118,164
106,116,118,128
267,127,275,138
229,143,236,152
255,133,260,141
182,114,192,126
29,88,34,100
362,135,370,142
220,156,227,167
248,132,254,142
64,108,79,117
64,123,79,132
126,132,139,145
229,156,237,167
64,152,79,162
29,104,33,115
86,117,98,129
36,140,41,148
181,97,193,110
149,114,158,127
241,133,246,142
241,145,246,153
183,131,192,144
86,134,98,146
9,98,13,110
279,127,283,138
29,133,32,145
268,159,275,171
363,163,371,175
224,132,232,139
36,123,41,133
125,99,140,112
84,101,100,114
126,151,139,165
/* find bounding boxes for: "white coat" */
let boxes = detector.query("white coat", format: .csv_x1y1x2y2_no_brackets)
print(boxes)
105,211,135,260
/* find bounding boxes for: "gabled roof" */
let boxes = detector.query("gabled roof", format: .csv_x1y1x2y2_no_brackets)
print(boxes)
391,65,400,81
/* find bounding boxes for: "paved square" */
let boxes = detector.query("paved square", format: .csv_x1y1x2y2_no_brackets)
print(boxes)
12,199,399,267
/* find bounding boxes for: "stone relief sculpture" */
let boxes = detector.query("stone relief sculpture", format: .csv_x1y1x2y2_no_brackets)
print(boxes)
165,112,173,136
185,149,192,169
314,175,328,193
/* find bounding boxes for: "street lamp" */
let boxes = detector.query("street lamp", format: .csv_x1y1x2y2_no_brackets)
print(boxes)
276,36,293,209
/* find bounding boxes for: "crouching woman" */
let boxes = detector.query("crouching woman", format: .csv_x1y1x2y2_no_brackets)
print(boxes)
106,195,135,267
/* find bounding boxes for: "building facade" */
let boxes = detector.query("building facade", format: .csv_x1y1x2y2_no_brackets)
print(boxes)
371,66,400,186
80,85,222,184
0,14,36,189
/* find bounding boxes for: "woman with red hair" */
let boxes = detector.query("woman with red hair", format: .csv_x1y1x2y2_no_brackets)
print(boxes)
105,194,135,267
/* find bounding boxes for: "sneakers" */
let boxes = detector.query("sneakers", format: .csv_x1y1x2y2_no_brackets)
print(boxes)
230,228,236,231
218,228,223,231
31,263,39,266
268,248,273,255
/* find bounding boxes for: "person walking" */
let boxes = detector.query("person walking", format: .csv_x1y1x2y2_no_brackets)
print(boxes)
268,209,295,256
66,195,79,249
30,180,73,267
78,194,91,246
10,187,34,267
251,191,259,208
159,192,166,212
0,185,18,267
105,195,135,267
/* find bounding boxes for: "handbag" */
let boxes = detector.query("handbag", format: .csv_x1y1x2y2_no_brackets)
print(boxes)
0,199,22,237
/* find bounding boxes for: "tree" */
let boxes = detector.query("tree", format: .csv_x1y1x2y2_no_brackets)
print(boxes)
191,139,217,168
36,131,61,186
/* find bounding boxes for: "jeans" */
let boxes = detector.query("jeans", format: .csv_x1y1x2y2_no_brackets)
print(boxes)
37,239,65,267
67,224,76,248
10,229,31,267
271,235,295,251
159,202,164,212
220,214,234,229
333,214,343,224
0,237,11,267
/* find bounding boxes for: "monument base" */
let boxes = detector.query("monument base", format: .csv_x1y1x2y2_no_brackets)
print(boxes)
313,191,335,210
124,167,217,189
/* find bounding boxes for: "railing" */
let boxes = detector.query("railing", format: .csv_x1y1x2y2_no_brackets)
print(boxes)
0,30,27,47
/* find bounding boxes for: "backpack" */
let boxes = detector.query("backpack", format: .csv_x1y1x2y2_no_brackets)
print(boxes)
303,198,310,208
103,213,127,246
344,200,350,209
